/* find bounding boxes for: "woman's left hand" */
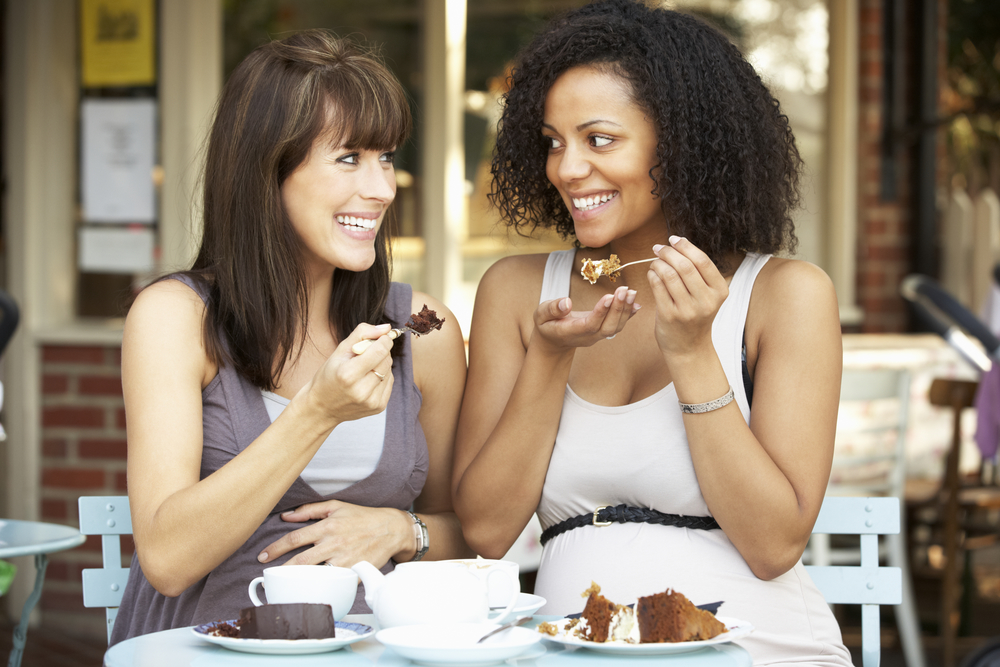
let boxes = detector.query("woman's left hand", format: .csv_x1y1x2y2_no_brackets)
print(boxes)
647,236,729,359
258,499,409,568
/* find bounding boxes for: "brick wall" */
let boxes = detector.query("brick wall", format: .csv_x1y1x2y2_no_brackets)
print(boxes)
855,0,949,333
38,344,132,630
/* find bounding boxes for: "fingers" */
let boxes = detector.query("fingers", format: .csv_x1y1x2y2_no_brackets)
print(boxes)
535,297,573,326
594,285,639,338
348,323,393,355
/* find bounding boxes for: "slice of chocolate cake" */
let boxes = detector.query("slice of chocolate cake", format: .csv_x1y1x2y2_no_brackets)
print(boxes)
635,588,726,643
238,603,336,640
406,305,445,336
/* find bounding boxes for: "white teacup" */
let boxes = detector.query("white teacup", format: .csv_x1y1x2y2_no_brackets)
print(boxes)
248,564,358,620
442,559,520,609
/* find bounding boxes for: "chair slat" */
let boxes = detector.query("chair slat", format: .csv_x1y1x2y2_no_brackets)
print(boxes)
805,565,902,605
81,568,128,608
78,496,132,535
812,496,900,535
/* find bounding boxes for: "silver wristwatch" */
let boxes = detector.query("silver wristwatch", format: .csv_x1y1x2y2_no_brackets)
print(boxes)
406,510,429,561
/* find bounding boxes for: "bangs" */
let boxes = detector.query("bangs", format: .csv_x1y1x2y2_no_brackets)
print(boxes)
320,68,411,151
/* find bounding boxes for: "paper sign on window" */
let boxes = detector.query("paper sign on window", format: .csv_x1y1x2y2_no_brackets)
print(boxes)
81,98,157,223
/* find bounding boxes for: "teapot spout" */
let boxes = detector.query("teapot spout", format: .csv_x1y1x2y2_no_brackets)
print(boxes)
350,561,384,610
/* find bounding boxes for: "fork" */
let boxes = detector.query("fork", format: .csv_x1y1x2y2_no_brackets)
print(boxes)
351,326,416,355
475,616,532,644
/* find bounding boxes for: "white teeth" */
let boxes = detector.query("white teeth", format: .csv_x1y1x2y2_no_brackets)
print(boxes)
336,215,377,230
572,192,617,211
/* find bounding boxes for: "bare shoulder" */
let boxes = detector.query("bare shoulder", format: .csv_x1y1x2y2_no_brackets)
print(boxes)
126,278,206,333
752,257,838,318
123,278,214,385
476,253,550,311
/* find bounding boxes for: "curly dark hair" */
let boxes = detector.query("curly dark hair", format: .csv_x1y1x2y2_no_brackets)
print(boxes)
490,0,802,270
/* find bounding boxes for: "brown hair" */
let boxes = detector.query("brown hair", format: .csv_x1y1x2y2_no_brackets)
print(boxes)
184,29,411,390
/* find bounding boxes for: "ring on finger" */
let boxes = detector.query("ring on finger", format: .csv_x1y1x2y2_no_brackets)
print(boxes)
606,334,617,340
372,369,386,380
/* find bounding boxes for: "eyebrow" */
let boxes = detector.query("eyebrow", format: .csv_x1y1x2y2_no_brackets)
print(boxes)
542,119,623,132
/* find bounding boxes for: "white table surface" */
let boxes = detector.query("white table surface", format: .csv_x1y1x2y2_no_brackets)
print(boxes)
0,519,86,558
104,614,752,667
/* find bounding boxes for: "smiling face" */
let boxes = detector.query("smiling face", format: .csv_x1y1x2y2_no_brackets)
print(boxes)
542,65,665,248
280,127,397,279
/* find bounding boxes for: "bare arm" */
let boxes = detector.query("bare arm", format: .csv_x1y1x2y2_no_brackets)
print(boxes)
124,279,395,595
648,239,841,579
452,256,638,557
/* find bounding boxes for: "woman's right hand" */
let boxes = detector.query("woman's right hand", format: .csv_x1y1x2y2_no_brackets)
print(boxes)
531,285,639,351
301,322,396,426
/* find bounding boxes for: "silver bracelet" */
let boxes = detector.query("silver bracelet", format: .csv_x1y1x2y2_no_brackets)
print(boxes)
678,386,735,414
406,510,429,561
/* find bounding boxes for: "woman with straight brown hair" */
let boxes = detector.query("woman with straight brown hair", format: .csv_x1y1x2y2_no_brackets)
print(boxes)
111,29,471,643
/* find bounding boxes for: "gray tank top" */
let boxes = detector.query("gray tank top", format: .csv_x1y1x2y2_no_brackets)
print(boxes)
109,277,429,644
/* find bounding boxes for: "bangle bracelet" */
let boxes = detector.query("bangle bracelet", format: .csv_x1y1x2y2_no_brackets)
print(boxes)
678,386,735,414
406,510,429,561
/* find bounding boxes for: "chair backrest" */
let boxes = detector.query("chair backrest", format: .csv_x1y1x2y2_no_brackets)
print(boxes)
78,495,131,643
806,496,903,667
831,368,911,499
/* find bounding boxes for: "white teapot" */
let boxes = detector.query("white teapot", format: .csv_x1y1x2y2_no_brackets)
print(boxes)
351,560,518,629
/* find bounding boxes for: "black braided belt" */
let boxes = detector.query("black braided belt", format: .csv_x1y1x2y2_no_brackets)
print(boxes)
540,504,720,546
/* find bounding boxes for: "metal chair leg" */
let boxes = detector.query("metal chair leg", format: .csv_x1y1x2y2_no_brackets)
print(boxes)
7,553,48,667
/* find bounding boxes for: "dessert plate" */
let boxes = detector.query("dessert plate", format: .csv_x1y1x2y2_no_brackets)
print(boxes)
376,622,542,666
538,615,753,656
191,620,374,655
489,593,546,619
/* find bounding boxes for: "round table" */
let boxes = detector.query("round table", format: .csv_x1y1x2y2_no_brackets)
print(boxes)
0,519,86,667
104,614,752,666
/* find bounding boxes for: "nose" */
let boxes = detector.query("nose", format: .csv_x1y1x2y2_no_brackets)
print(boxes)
555,141,591,183
360,160,396,203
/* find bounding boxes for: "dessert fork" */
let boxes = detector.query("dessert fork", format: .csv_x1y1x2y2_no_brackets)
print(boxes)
351,326,418,355
475,616,532,644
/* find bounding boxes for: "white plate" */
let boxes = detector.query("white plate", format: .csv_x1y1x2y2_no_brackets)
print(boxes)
539,615,753,656
191,619,374,655
489,593,547,619
376,622,542,666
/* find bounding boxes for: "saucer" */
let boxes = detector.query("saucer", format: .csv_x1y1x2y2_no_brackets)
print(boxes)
192,620,373,655
376,622,542,666
488,593,546,619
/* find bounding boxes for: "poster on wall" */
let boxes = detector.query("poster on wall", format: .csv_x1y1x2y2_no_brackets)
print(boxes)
79,226,156,274
80,0,156,88
81,98,156,223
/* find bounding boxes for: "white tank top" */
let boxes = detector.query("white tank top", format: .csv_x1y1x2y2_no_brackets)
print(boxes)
261,390,385,496
532,249,852,667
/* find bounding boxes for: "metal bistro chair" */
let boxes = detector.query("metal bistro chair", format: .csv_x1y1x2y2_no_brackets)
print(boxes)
804,368,925,667
806,496,903,667
78,496,132,642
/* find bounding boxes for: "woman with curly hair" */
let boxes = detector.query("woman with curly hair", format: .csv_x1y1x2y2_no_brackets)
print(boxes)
112,30,472,643
452,1,850,663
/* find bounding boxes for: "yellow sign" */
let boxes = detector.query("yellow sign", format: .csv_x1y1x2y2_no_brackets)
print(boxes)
80,0,156,87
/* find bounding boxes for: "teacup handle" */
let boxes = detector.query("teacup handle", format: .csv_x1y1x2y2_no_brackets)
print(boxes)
486,570,519,625
248,576,266,606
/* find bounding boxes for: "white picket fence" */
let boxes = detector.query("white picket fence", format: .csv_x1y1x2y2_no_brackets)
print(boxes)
940,187,1000,312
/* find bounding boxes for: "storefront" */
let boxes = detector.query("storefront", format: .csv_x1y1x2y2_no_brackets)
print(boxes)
1,0,871,635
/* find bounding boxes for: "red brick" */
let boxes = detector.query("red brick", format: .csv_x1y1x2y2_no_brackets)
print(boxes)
41,498,69,520
116,408,127,430
45,561,71,582
114,471,128,491
79,438,128,459
112,347,123,366
121,535,135,558
42,438,68,458
42,467,105,489
79,375,123,396
42,406,105,428
40,590,88,613
42,374,70,394
42,346,106,364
